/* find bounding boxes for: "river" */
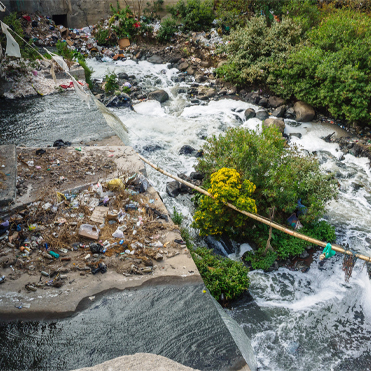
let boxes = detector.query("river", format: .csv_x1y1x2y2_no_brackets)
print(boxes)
87,58,371,371
0,56,370,370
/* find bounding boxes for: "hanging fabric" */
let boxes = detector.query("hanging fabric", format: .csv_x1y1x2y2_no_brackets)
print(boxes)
72,76,91,108
0,1,6,12
1,21,21,58
48,51,69,72
50,62,57,84
45,48,91,108
342,250,358,282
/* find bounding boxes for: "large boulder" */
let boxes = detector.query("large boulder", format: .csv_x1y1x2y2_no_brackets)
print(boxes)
268,96,286,108
148,89,169,103
244,108,256,120
262,118,285,133
294,101,315,122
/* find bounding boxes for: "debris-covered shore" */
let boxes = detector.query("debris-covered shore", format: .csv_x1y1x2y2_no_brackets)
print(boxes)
0,139,200,318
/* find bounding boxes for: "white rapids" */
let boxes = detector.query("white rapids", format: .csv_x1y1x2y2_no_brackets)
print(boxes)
88,58,371,371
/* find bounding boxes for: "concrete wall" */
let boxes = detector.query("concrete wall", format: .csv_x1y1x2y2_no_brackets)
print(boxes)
1,0,180,28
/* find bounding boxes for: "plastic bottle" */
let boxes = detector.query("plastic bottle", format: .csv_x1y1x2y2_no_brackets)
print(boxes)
48,251,60,258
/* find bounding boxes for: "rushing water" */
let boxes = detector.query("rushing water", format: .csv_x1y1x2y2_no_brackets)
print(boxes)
86,58,371,371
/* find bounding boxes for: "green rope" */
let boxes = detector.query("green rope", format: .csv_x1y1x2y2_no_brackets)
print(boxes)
322,243,336,259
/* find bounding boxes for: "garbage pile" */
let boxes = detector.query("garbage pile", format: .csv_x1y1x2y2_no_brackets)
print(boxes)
0,175,185,292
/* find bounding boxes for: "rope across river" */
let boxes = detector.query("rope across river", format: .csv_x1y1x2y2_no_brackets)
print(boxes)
138,154,371,264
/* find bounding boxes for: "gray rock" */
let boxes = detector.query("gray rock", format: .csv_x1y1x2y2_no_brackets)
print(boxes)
200,61,210,68
272,105,286,118
195,73,207,83
263,118,285,133
256,110,269,120
244,108,256,120
247,93,261,104
284,107,295,119
179,145,196,155
178,62,189,71
258,97,268,107
268,96,286,108
169,56,181,64
0,78,13,97
148,89,169,103
147,55,163,64
294,101,315,122
178,174,192,192
166,181,181,198
190,172,204,180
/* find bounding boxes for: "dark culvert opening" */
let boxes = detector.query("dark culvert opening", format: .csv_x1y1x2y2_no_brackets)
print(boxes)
52,14,68,27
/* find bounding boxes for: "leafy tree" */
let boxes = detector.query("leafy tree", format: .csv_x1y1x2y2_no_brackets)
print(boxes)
196,126,338,226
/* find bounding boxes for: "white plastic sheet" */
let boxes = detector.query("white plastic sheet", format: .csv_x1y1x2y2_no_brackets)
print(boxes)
1,21,21,58
0,1,5,12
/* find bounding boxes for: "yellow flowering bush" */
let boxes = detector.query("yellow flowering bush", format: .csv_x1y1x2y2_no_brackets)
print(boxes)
192,168,257,236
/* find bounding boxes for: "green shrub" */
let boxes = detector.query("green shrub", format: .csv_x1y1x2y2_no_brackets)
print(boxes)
109,3,141,40
244,220,335,268
216,16,302,86
95,27,116,46
122,86,131,94
245,248,278,270
56,40,74,60
272,9,371,124
157,17,178,42
56,41,94,89
171,207,183,225
196,127,338,226
105,72,119,93
168,0,214,32
282,0,322,34
191,247,250,300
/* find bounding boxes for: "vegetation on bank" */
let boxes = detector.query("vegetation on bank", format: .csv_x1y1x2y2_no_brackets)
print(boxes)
216,1,371,124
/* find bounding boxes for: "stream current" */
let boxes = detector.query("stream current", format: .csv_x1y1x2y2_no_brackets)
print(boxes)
87,58,371,371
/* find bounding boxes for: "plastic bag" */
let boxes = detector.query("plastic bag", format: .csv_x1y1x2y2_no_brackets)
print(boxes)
107,178,124,190
112,228,124,238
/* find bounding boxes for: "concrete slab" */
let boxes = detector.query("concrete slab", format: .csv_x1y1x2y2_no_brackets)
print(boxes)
0,145,146,215
0,145,17,207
